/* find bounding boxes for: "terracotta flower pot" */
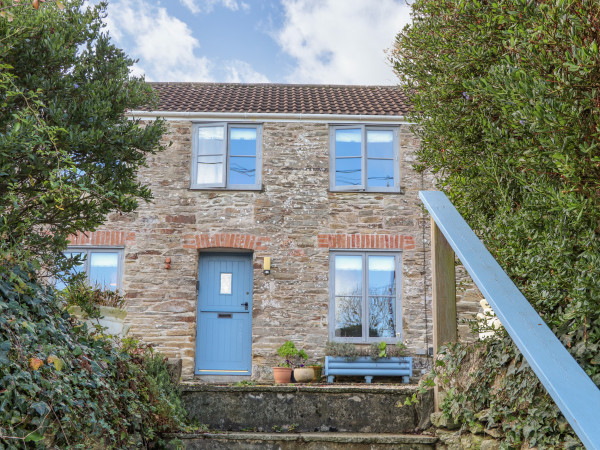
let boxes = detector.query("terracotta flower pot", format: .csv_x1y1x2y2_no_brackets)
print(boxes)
293,367,314,383
272,367,293,383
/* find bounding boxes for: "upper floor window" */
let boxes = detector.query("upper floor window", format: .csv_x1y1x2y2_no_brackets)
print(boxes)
329,251,402,343
191,123,262,190
55,248,124,292
329,125,400,192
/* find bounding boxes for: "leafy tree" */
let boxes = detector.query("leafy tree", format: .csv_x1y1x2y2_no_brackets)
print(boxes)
392,0,600,446
0,3,186,448
0,0,165,271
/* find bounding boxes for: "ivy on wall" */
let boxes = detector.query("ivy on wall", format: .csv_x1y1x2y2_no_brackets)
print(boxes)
391,0,600,446
0,266,186,448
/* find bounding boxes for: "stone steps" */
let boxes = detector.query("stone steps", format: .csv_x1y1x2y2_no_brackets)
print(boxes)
169,431,438,449
181,382,434,434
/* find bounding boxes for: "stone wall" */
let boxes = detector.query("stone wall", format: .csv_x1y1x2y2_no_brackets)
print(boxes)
70,119,481,380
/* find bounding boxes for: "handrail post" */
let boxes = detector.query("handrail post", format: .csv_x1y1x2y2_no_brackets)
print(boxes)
431,217,457,411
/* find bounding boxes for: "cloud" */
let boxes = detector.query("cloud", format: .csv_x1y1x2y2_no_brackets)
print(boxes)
105,0,211,81
104,0,265,82
179,0,201,14
274,0,411,85
179,0,250,14
223,60,270,83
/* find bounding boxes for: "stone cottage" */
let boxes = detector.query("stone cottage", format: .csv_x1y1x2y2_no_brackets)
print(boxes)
66,83,480,381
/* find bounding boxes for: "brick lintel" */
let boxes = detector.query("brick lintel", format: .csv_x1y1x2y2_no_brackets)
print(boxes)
317,233,415,250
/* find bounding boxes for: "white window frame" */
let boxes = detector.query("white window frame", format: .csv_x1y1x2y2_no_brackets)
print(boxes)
191,122,263,190
62,247,124,291
328,250,403,343
329,124,400,192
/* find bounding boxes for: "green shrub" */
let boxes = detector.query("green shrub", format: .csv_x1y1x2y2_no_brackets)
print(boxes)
391,0,600,446
61,280,126,320
276,341,308,368
0,265,186,449
325,341,407,360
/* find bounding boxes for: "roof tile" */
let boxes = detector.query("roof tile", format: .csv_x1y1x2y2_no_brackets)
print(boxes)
143,83,410,116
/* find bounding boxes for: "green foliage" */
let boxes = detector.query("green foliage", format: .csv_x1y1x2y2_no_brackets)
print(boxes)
324,341,362,360
276,341,308,368
326,341,408,360
0,0,166,271
0,2,178,447
0,265,186,448
375,341,388,359
391,0,600,446
434,342,580,448
61,280,126,319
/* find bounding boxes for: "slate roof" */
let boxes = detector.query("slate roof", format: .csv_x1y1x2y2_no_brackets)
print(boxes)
143,83,410,116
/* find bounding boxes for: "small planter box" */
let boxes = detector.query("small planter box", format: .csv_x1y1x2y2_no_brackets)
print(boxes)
324,356,412,384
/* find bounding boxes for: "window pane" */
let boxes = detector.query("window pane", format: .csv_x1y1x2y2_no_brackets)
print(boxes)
335,255,362,296
56,252,85,290
367,130,394,158
369,297,396,338
335,296,362,337
368,256,396,296
197,156,224,185
335,129,362,157
335,157,362,187
197,126,224,155
230,128,257,156
220,273,232,294
367,158,394,188
229,156,256,185
89,252,119,291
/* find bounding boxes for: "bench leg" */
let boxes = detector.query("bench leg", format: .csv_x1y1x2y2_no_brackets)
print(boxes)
327,376,334,383
402,376,409,384
365,376,373,384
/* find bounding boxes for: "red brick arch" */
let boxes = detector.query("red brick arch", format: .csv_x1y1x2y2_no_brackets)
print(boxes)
182,233,271,250
68,230,136,246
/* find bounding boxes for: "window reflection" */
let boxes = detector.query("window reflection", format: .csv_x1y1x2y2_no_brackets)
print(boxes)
332,253,399,341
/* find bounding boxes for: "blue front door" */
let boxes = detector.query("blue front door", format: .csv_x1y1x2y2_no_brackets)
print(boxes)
195,253,253,375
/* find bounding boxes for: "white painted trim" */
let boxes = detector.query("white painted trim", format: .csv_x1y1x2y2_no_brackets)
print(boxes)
127,110,413,124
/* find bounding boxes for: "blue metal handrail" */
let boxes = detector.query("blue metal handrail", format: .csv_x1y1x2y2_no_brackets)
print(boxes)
420,190,600,449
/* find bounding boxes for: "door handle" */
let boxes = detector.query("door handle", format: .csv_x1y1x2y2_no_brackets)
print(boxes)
241,302,249,311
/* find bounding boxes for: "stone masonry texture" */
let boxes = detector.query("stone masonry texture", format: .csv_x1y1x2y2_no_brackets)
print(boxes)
70,119,481,380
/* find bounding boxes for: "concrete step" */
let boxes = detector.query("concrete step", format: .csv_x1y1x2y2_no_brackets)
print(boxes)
169,431,438,449
181,383,433,434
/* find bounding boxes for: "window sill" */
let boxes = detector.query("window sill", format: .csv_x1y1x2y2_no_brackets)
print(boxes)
328,189,404,195
189,186,264,192
330,338,402,345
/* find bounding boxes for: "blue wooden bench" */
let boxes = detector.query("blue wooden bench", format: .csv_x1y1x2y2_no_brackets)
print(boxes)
324,356,413,384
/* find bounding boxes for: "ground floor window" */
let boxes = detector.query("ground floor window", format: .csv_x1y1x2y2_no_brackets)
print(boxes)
56,248,124,291
329,251,402,343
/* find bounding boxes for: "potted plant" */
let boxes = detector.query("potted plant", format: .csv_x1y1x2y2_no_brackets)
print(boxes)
272,341,313,383
291,348,313,383
273,341,295,383
62,281,129,337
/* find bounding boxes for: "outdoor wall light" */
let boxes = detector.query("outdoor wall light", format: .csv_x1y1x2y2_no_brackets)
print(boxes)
263,257,271,275
164,257,171,270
